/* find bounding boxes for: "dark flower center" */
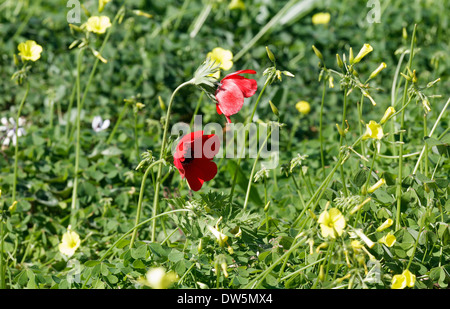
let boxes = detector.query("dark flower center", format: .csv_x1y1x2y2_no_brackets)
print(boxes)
182,145,195,165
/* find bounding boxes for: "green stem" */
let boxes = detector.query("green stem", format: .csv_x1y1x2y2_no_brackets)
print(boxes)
70,49,84,226
243,126,272,211
64,84,77,141
396,24,417,231
0,214,5,289
319,80,326,178
82,209,191,288
151,80,193,242
106,100,131,144
244,236,307,289
339,86,349,197
134,109,139,157
358,93,366,165
190,92,204,130
412,96,450,175
129,159,165,248
12,81,30,204
229,79,269,206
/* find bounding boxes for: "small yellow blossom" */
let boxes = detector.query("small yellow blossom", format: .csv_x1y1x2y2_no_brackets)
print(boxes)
98,0,112,13
207,225,228,247
376,218,394,232
403,269,416,288
354,229,375,249
391,274,407,289
296,101,311,115
207,47,233,78
352,44,373,64
143,267,177,289
17,40,43,62
8,201,17,213
379,232,396,247
58,229,81,257
391,269,416,289
367,178,386,193
85,16,112,34
362,120,384,140
318,208,346,239
229,0,245,10
312,12,331,25
369,62,387,80
380,107,396,125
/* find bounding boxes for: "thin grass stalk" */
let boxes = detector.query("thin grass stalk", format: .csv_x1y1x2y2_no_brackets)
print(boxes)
150,80,193,242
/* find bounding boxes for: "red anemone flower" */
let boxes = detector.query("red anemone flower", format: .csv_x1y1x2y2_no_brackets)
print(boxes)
215,70,258,123
173,131,220,191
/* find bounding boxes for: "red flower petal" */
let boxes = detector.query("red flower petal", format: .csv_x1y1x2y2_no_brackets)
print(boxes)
215,70,258,123
173,131,220,191
184,159,217,191
215,81,244,122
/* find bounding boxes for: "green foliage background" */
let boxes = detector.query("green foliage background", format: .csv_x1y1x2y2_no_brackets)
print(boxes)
0,0,449,289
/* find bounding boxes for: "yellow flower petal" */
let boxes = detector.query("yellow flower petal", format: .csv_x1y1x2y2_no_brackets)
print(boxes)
58,230,81,257
318,208,346,239
312,12,331,25
362,120,383,140
391,274,407,289
85,16,112,34
295,101,311,115
402,269,416,287
18,40,43,62
207,47,233,71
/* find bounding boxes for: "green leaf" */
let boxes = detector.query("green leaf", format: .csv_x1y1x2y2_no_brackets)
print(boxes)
168,249,184,263
85,260,101,267
131,244,147,260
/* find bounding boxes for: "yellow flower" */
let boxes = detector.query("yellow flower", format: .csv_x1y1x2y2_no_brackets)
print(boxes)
143,267,177,289
98,0,112,13
367,178,386,193
85,16,112,34
391,274,407,289
379,232,396,247
380,107,396,125
207,225,228,247
403,269,416,288
369,62,387,80
312,12,331,25
391,269,416,289
229,0,245,10
352,43,373,64
207,47,233,78
17,40,43,62
376,218,393,232
58,229,81,257
362,120,383,140
354,229,375,248
318,208,346,239
295,101,311,115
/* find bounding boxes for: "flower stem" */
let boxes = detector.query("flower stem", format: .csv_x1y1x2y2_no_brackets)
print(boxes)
229,79,269,206
11,81,30,204
396,24,417,231
243,125,272,211
319,80,326,178
412,96,450,175
70,49,85,227
129,159,165,248
81,209,191,288
106,100,131,145
0,213,5,289
151,80,193,242
339,86,349,197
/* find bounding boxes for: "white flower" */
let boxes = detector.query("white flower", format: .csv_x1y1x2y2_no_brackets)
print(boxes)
92,116,110,132
0,117,26,148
